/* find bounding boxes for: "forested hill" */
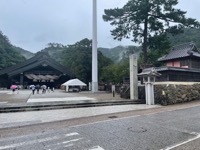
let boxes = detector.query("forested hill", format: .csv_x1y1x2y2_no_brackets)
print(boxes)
13,46,34,59
1,28,200,71
168,28,200,48
0,31,27,69
41,43,142,64
98,45,142,63
41,39,113,83
98,28,200,64
40,43,66,64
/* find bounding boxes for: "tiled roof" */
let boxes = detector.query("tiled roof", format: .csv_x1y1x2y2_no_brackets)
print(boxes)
138,67,161,77
158,42,200,61
155,66,200,73
0,52,74,77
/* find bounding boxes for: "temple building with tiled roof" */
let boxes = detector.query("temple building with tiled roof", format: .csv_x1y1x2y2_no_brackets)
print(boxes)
148,42,200,82
0,52,74,88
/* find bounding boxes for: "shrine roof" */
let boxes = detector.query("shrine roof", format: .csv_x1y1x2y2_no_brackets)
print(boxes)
158,42,200,62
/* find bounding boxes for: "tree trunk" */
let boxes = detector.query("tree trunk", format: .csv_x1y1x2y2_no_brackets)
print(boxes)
143,17,148,66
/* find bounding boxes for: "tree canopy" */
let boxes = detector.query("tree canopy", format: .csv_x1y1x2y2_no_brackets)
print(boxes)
61,38,113,84
103,0,199,65
0,31,26,69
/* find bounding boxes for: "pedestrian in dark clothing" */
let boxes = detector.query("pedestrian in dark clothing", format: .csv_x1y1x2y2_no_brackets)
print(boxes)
36,84,40,94
30,85,35,95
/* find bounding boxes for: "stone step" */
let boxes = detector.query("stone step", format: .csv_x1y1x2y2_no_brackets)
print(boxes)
0,100,145,113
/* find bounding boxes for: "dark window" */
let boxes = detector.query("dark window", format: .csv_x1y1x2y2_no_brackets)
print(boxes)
180,59,189,67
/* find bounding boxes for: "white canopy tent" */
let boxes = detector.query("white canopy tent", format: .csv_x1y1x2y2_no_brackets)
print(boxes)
62,78,87,92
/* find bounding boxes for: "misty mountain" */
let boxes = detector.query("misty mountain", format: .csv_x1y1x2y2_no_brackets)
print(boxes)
98,45,142,63
13,46,34,59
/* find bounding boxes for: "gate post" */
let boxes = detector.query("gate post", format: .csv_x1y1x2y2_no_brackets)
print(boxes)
129,54,138,100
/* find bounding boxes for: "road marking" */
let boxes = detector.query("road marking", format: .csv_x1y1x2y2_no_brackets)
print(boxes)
65,132,79,136
161,134,200,150
0,136,58,150
89,146,105,150
0,132,80,150
62,138,83,144
64,144,73,147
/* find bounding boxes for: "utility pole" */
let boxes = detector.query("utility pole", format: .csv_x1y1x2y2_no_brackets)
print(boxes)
92,0,98,92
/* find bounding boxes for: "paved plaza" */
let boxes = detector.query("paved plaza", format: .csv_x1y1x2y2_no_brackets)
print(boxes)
0,89,123,103
0,89,162,129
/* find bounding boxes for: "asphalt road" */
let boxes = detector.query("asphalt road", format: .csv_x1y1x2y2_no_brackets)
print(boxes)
1,105,200,150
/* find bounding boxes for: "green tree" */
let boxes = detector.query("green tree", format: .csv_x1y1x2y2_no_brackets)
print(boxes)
103,0,199,65
147,33,170,67
101,59,129,83
62,38,112,84
0,31,26,69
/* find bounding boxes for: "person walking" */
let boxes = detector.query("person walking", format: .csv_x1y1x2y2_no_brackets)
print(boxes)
42,85,46,94
10,84,17,94
30,85,35,95
36,84,40,94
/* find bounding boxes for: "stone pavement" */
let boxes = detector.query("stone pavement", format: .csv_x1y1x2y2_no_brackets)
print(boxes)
0,104,161,129
0,89,123,103
0,89,162,129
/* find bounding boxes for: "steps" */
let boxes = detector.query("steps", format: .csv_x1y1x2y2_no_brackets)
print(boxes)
0,100,145,113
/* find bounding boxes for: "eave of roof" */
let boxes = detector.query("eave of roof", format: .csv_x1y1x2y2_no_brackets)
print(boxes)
158,42,200,62
155,66,200,73
0,52,74,77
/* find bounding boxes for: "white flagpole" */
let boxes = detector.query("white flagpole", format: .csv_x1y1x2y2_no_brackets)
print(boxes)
92,0,98,92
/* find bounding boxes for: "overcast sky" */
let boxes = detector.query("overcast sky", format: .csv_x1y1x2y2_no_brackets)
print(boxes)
0,0,199,53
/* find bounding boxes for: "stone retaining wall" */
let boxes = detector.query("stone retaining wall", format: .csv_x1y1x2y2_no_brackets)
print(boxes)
154,84,200,105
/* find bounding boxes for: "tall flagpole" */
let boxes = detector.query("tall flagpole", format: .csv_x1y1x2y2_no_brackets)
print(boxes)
92,0,98,92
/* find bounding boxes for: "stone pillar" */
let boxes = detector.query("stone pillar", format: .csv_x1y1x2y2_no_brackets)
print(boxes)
129,54,138,100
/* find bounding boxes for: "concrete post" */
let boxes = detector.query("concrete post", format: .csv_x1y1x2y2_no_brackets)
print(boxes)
129,54,138,100
145,77,155,105
112,85,115,97
92,0,98,92
89,82,92,91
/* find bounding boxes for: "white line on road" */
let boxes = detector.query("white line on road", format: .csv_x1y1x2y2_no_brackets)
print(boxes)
65,132,79,137
161,134,200,150
89,146,105,150
64,143,73,147
0,136,58,150
0,132,80,150
62,138,83,144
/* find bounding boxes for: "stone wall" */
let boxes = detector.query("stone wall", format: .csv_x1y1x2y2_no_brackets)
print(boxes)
154,84,200,105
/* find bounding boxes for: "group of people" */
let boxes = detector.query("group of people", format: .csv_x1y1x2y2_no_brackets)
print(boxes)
10,84,55,95
30,84,54,95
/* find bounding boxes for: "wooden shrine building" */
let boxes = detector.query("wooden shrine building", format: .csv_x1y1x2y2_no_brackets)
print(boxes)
154,42,200,81
0,52,74,88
